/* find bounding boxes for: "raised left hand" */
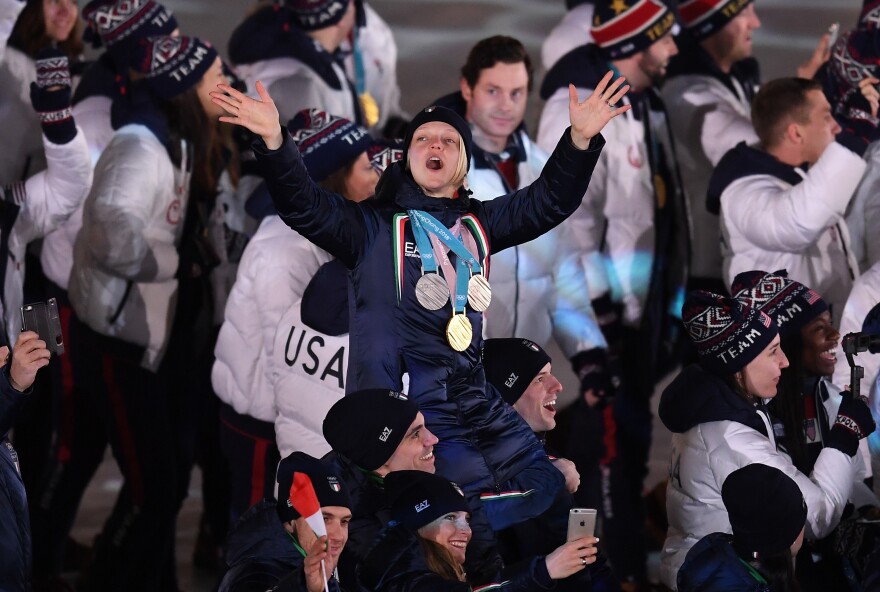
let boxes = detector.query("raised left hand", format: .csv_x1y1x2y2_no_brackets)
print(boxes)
568,71,631,149
797,31,832,80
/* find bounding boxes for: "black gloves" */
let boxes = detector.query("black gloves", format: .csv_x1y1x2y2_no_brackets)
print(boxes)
572,294,625,406
571,347,618,405
827,391,876,457
29,47,76,145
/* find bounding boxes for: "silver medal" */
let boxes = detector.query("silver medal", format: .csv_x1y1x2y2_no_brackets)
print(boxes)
415,273,450,310
467,274,492,312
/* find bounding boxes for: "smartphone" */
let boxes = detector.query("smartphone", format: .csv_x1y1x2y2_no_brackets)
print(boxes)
20,298,64,356
567,508,597,542
827,22,839,49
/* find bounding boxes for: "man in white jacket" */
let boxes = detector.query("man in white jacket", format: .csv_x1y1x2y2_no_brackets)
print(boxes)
536,2,685,588
713,77,870,326
436,35,607,405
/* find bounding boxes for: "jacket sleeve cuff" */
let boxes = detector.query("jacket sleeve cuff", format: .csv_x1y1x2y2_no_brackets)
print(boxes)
530,556,556,589
563,126,605,153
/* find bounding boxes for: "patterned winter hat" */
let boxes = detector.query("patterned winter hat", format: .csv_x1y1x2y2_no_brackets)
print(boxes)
862,0,880,31
828,29,880,125
322,389,419,471
683,290,777,375
368,138,404,175
722,463,807,557
82,0,177,58
286,0,352,31
592,0,676,60
483,338,552,406
288,109,372,182
731,270,827,338
134,35,217,100
678,0,753,41
276,452,351,523
385,471,470,532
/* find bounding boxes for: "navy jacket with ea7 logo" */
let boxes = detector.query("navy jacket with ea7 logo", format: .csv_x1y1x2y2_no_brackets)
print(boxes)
255,127,603,528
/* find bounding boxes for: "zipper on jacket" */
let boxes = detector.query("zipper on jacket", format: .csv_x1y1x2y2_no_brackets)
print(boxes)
108,280,134,326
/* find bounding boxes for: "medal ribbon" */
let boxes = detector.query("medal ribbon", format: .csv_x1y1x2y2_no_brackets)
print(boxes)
410,211,483,315
408,212,439,274
408,210,482,273
428,220,485,308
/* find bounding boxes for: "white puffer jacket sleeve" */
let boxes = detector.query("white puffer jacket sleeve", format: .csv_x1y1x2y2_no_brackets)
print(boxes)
3,127,91,343
211,215,331,422
0,0,23,63
662,415,855,589
721,142,865,253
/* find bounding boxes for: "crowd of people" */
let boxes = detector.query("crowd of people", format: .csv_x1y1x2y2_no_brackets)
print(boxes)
3,0,880,591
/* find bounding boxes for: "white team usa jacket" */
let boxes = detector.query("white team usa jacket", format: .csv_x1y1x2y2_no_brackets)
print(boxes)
468,130,606,356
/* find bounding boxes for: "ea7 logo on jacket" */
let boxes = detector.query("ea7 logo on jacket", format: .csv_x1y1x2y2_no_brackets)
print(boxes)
379,427,392,442
415,500,430,513
404,242,421,259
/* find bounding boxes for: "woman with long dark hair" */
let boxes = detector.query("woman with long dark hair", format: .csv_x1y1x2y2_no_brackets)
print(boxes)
677,463,807,592
731,270,878,591
68,35,230,591
360,470,599,591
659,290,874,590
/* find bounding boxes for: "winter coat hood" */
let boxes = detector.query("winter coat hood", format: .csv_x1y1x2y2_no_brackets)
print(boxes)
665,32,760,104
224,499,299,569
540,43,608,101
706,142,805,215
659,364,769,436
677,533,769,592
228,5,344,90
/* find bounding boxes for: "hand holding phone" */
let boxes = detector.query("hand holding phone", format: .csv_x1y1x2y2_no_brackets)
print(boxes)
20,298,64,356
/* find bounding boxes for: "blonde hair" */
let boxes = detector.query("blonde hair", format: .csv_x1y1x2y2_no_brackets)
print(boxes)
407,135,470,196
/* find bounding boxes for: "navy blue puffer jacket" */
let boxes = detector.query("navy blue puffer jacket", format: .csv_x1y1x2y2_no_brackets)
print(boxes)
256,128,602,526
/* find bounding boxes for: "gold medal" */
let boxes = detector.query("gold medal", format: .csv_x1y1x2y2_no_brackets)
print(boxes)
467,274,492,312
446,313,473,352
415,273,450,310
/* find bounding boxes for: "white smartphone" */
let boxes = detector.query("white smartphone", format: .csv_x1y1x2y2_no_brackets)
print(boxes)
567,508,597,542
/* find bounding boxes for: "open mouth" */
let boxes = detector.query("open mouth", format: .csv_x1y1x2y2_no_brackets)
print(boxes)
543,400,557,412
820,347,837,362
426,157,443,171
449,540,468,549
420,450,434,462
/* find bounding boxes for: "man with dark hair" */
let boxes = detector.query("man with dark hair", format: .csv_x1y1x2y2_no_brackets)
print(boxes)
436,36,608,456
709,77,875,323
219,452,353,592
536,1,687,588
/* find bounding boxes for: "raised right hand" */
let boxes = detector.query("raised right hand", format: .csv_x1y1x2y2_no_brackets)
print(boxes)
544,536,599,579
6,331,50,392
303,534,329,592
210,80,283,149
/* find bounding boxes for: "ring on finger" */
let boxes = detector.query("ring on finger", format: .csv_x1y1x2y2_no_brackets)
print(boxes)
581,557,587,567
